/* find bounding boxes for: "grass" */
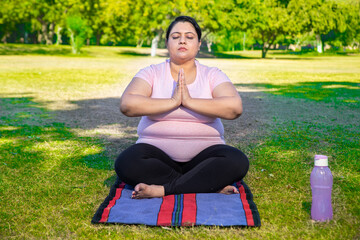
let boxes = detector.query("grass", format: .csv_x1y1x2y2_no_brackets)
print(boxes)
0,44,359,239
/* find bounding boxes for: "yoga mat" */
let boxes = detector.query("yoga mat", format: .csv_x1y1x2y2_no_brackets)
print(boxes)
92,179,261,227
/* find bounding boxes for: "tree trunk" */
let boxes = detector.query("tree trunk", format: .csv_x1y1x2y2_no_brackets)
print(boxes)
47,23,55,45
261,46,268,58
56,26,63,45
1,33,9,43
261,40,269,58
243,32,246,51
69,29,77,54
316,34,323,53
24,32,29,44
37,30,43,44
151,33,160,57
207,41,212,52
262,34,277,58
320,35,325,53
96,33,102,46
137,39,144,48
41,22,51,45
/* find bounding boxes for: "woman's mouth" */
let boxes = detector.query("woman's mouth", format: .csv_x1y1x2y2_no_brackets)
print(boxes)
178,47,187,51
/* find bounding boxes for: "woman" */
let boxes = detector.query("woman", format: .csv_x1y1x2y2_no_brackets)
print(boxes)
115,16,249,199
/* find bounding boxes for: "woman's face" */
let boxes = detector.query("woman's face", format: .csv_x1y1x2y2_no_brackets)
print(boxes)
166,21,201,63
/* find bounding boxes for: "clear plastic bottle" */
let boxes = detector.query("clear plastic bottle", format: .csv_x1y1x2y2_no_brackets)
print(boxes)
310,155,333,221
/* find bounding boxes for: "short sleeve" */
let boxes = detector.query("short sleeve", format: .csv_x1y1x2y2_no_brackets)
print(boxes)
134,65,155,87
209,68,232,91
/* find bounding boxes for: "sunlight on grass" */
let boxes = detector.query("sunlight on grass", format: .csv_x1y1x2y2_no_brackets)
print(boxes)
0,126,20,131
247,122,360,239
342,99,358,103
322,84,360,90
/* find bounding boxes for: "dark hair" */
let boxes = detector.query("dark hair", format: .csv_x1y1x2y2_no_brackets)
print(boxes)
166,16,202,42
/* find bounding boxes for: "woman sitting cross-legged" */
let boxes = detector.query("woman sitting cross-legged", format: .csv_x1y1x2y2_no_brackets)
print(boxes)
115,16,249,199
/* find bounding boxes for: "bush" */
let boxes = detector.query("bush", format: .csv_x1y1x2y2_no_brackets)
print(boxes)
66,16,89,54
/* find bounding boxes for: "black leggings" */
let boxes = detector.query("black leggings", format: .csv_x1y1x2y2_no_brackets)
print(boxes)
115,143,249,195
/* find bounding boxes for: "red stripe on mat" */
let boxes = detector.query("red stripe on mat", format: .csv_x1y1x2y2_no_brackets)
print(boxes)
181,193,197,226
238,183,255,226
99,182,126,223
157,195,175,226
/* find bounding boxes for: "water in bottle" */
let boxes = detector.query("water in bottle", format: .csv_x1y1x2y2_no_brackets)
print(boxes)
310,155,333,221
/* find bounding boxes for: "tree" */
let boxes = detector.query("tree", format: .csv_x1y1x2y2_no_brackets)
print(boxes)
194,0,231,51
290,0,348,53
27,0,61,44
66,15,89,54
227,0,301,58
76,0,106,45
258,0,299,58
335,1,360,49
102,0,200,55
101,0,132,44
0,0,30,43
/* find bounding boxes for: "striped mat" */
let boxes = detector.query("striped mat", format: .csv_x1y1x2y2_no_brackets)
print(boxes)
92,179,260,227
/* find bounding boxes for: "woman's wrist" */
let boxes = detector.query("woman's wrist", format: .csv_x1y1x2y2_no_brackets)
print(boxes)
170,97,181,109
181,96,192,108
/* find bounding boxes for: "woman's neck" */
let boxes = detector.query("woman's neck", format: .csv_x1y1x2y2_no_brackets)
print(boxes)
169,59,196,73
169,59,197,84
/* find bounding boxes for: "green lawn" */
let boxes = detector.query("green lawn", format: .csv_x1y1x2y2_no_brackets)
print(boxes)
0,44,359,239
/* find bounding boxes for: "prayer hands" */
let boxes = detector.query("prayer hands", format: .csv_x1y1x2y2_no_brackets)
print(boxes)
172,68,191,107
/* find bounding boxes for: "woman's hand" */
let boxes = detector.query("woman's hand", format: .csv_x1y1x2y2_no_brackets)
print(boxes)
171,69,182,107
179,68,192,107
172,68,192,107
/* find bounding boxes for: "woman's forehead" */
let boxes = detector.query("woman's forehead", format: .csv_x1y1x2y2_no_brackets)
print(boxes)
170,22,196,34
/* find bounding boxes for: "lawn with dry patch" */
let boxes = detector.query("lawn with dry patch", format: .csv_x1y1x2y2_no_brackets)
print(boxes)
1,44,359,239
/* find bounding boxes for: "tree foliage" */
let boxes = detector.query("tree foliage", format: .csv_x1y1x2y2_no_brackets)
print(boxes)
0,0,358,57
66,15,90,54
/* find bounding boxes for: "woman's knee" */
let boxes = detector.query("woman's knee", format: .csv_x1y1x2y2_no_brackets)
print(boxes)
114,144,144,179
221,146,249,176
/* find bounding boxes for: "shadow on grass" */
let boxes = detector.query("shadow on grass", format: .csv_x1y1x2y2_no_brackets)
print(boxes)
1,43,323,60
302,201,311,215
271,50,360,57
198,50,319,60
235,81,360,106
0,44,74,56
195,51,255,59
0,96,114,171
117,50,150,57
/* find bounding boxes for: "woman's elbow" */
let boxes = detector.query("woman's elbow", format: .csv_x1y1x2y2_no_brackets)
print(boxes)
226,98,243,119
227,106,242,120
120,98,135,117
234,105,243,118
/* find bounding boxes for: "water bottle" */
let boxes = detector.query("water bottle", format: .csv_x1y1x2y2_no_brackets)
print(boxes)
310,155,333,221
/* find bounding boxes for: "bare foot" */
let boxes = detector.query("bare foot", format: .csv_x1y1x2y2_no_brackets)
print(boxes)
217,185,239,195
132,183,165,199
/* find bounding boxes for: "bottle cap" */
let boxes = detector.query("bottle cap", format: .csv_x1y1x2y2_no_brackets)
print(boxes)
314,155,328,166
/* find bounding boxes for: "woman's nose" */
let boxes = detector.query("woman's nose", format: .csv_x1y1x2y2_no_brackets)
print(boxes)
179,36,186,44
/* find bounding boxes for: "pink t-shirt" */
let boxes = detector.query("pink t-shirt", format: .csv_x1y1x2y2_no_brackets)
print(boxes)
134,59,231,162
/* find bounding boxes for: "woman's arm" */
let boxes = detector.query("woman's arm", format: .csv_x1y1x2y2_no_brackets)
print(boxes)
120,77,181,117
181,81,243,120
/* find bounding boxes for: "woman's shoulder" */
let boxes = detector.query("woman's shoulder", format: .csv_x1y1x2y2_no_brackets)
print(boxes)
196,60,227,77
140,60,167,73
135,60,167,80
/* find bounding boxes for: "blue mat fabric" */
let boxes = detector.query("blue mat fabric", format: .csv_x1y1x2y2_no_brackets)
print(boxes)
92,179,260,227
